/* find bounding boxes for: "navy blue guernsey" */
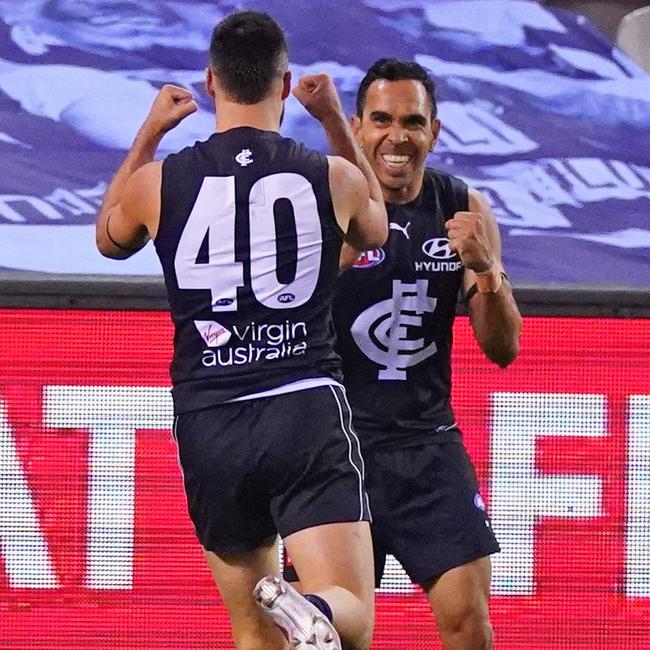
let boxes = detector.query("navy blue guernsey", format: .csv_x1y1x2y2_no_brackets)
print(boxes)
333,169,467,448
155,127,343,413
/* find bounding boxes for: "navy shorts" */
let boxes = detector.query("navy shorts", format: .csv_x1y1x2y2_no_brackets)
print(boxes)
173,385,371,554
366,435,499,587
284,432,498,588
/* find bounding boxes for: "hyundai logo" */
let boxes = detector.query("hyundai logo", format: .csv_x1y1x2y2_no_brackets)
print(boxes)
422,238,455,260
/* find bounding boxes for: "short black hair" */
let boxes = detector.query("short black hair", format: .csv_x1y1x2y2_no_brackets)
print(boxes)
356,58,437,119
209,11,288,104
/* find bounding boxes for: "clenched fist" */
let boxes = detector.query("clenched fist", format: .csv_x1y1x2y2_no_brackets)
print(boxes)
292,73,345,124
445,211,495,274
143,84,198,136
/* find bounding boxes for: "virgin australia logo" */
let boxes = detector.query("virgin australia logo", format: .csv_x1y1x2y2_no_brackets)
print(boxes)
194,320,232,347
351,279,438,380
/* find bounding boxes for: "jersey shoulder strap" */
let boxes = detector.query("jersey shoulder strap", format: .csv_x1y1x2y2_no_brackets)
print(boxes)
426,168,469,216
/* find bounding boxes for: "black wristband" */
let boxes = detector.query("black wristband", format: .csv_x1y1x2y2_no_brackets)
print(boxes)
464,271,509,303
105,215,146,254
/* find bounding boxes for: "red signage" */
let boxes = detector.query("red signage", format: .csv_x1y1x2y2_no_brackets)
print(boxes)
1,310,649,649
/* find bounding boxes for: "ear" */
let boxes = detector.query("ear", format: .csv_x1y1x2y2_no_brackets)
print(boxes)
429,117,441,151
205,67,216,98
281,70,292,100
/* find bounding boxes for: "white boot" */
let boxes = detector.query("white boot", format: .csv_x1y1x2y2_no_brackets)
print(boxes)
254,575,341,650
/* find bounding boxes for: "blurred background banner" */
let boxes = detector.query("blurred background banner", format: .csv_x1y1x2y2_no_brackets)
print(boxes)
0,0,649,286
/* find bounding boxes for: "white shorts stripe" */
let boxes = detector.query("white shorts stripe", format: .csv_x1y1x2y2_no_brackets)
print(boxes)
329,385,365,522
337,386,372,519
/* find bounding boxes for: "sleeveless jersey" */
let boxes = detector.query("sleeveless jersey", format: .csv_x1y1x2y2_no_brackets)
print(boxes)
155,127,343,413
333,168,467,448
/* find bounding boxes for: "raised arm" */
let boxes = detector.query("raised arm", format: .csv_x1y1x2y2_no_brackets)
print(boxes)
292,74,387,250
445,187,522,367
96,84,197,259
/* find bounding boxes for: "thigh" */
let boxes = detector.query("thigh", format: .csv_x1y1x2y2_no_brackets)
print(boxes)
426,556,492,626
282,524,386,590
203,540,288,650
365,439,499,587
283,521,375,608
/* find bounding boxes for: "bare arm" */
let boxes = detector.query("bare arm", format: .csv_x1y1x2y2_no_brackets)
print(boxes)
446,188,522,367
96,84,197,259
292,74,387,250
326,157,385,250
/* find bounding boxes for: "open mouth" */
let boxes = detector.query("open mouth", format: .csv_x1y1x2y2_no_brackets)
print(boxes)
381,154,412,170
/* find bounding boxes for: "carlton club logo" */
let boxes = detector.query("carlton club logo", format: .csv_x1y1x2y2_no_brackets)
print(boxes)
351,279,438,380
235,148,253,167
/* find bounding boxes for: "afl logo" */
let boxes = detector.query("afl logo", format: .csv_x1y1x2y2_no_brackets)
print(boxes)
352,248,385,269
278,293,295,304
214,298,234,307
422,238,455,260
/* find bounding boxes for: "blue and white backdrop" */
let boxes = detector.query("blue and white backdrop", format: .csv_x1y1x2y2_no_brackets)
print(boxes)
0,0,648,288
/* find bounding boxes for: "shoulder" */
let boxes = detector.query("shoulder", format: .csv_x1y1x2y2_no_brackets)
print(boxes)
327,155,365,188
284,135,328,166
467,186,491,214
163,134,220,167
425,167,467,192
424,167,468,212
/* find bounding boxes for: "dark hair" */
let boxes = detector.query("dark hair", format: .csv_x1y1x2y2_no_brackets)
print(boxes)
356,58,437,119
209,11,288,104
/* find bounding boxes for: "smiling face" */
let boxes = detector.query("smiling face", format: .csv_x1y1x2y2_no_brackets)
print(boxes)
353,78,440,204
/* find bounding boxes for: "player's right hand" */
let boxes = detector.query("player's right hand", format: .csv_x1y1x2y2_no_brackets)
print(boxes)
292,74,345,124
143,84,198,135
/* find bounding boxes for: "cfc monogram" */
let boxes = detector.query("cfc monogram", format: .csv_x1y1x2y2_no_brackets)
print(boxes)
235,148,253,167
351,280,438,380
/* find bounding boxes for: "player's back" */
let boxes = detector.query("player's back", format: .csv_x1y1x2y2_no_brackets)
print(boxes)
155,127,344,413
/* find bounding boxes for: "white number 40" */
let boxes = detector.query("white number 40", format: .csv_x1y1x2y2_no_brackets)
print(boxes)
174,173,323,311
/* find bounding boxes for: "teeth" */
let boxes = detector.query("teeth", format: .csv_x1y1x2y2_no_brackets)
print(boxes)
382,154,410,167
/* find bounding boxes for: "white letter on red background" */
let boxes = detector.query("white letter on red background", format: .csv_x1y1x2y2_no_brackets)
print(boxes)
627,394,650,597
0,400,58,588
44,386,172,590
490,393,604,595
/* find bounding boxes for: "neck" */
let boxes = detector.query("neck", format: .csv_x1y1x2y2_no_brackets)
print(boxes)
214,97,282,134
381,171,425,204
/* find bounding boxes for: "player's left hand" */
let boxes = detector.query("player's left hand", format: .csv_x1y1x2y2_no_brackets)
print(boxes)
292,73,345,124
445,211,496,274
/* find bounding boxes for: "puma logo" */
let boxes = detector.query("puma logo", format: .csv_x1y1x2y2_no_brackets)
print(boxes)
389,221,411,239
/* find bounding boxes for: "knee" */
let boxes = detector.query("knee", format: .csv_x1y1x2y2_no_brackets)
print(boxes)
437,603,493,649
